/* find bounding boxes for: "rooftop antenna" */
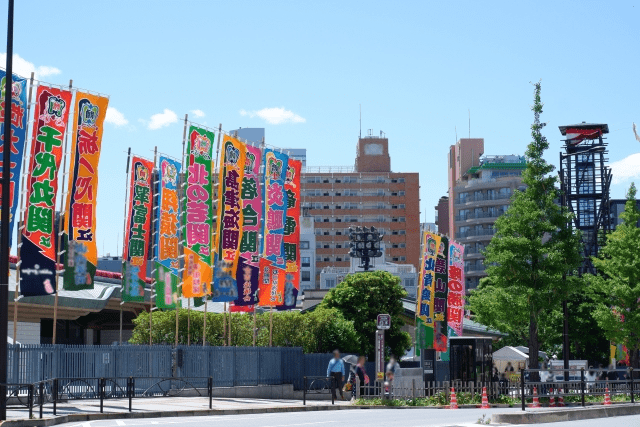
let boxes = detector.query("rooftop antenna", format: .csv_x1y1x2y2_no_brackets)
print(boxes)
359,104,361,138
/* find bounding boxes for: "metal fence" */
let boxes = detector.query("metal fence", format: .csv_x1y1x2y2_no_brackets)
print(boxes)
7,344,336,391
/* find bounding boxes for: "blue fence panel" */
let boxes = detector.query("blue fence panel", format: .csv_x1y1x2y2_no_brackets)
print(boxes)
281,347,304,389
258,347,281,385
235,347,259,386
210,347,235,387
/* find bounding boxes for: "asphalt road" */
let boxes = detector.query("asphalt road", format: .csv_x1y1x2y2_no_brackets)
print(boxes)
57,408,640,427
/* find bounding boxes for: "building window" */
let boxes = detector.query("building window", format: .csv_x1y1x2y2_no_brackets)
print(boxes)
404,278,415,288
300,241,310,249
399,217,406,222
302,271,311,281
336,257,342,262
325,278,336,288
398,178,405,183
323,257,330,262
301,257,311,267
399,191,405,196
316,256,322,261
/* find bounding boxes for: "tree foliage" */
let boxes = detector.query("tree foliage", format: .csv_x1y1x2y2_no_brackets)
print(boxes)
320,270,412,359
469,82,582,371
129,307,360,354
587,183,640,368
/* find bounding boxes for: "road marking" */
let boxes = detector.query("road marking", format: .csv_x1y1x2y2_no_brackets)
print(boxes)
261,422,337,427
116,421,126,426
82,423,92,427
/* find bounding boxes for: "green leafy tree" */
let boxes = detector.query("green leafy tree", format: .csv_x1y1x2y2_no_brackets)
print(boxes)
129,307,360,354
474,82,582,372
587,183,640,368
320,270,412,359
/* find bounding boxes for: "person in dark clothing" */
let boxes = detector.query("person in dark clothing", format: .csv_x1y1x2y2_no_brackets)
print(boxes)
351,355,368,399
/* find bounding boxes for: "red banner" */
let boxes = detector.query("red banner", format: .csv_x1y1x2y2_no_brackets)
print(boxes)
257,257,285,307
278,158,301,309
19,85,72,296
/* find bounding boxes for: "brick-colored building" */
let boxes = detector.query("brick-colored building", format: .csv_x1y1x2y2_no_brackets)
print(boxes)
435,196,449,236
301,135,420,287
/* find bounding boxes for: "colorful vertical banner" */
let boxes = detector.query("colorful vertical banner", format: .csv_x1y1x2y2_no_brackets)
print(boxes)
122,157,154,302
447,241,465,338
182,125,214,298
261,149,288,268
235,143,262,306
257,257,285,307
19,85,72,296
62,92,109,290
415,231,441,349
212,135,246,302
154,156,181,309
0,71,28,246
433,236,449,353
278,158,301,310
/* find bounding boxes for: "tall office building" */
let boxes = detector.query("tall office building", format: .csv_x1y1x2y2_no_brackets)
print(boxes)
301,133,420,287
446,138,526,290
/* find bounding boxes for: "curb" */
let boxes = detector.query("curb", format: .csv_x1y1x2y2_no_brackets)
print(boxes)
493,403,640,424
0,405,359,427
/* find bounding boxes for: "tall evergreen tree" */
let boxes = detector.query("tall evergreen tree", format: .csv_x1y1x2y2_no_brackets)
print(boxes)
480,82,582,371
588,183,640,368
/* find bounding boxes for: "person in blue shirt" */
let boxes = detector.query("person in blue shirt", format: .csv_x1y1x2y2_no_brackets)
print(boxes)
327,349,345,400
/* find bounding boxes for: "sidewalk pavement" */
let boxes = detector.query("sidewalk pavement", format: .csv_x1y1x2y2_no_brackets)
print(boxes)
3,396,353,426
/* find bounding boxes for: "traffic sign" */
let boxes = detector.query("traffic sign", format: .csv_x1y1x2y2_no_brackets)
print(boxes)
377,314,391,330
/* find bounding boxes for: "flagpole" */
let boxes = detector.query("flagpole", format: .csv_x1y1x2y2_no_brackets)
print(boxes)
176,114,188,347
187,297,191,346
252,308,257,347
222,302,227,345
119,147,132,345
202,298,207,346
13,71,34,344
149,146,158,345
228,303,231,346
52,79,73,345
269,306,273,347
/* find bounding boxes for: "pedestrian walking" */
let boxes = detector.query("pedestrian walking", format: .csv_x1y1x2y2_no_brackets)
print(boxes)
350,355,369,400
327,349,345,400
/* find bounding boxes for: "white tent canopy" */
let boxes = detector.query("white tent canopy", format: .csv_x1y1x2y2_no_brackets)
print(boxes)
493,346,529,362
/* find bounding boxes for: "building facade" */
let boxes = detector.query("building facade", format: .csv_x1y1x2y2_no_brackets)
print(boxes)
435,196,449,236
610,199,640,229
299,216,317,292
301,135,421,287
447,139,526,291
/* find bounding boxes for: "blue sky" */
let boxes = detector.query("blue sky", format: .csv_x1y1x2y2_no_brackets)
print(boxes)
4,0,640,255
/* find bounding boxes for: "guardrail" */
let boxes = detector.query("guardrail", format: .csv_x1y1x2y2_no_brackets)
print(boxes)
520,368,637,411
2,376,218,419
302,376,335,406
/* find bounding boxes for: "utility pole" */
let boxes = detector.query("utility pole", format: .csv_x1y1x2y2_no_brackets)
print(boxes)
0,0,15,420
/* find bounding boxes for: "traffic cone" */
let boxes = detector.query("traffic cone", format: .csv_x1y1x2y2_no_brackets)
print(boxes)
604,387,612,405
529,386,541,408
549,388,556,407
557,389,565,407
449,387,459,409
480,386,490,409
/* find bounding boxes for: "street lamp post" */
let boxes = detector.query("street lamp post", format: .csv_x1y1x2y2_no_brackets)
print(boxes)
0,0,14,420
348,226,383,271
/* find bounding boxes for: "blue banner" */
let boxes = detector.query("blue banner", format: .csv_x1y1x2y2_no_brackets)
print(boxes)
261,149,289,268
0,71,28,246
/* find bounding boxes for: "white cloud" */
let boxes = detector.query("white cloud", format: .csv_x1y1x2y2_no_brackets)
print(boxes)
105,107,128,127
0,53,61,80
611,153,640,185
191,109,205,118
147,109,178,130
239,107,306,125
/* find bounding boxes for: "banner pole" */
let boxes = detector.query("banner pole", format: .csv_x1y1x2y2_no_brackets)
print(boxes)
52,79,73,345
149,146,158,345
269,306,273,347
176,114,188,347
202,298,207,346
252,308,257,347
222,302,227,345
228,303,231,346
119,147,132,345
187,298,191,346
13,71,34,344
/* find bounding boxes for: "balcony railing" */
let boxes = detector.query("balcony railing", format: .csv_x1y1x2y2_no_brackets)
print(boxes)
454,193,512,205
455,210,506,222
457,228,496,239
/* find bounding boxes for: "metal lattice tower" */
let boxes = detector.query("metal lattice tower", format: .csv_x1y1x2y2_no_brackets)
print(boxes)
558,123,612,275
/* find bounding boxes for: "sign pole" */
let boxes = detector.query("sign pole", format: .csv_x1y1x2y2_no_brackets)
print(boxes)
149,146,158,345
252,308,257,347
176,114,188,347
222,302,227,345
0,1,14,417
119,148,132,345
202,298,207,346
